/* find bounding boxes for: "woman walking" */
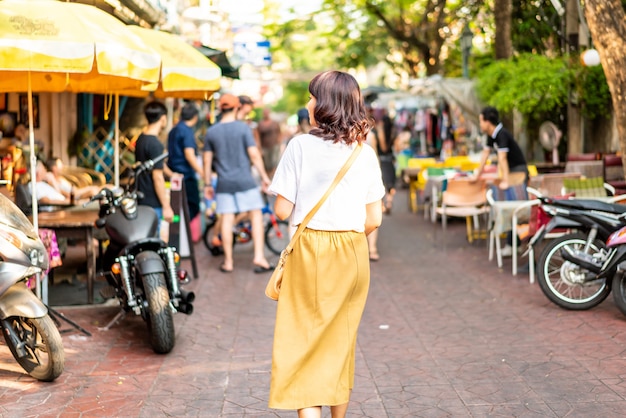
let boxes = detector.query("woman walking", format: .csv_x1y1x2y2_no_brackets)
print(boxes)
268,70,385,418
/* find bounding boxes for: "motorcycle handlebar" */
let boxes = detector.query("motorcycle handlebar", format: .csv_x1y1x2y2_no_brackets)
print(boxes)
135,152,168,177
84,187,113,207
91,154,168,212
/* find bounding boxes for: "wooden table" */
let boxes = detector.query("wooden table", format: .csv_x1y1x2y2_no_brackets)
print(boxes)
35,209,100,304
534,162,566,174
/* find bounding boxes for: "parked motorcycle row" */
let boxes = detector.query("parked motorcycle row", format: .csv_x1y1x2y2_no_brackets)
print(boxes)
528,187,626,316
1,153,194,381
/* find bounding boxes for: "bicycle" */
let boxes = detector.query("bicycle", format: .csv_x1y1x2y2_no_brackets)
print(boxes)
203,201,290,256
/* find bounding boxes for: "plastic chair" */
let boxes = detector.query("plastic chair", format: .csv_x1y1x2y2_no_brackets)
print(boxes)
537,172,582,197
406,158,438,213
422,167,446,221
435,178,489,245
562,177,611,198
61,166,106,187
603,154,626,195
486,186,537,276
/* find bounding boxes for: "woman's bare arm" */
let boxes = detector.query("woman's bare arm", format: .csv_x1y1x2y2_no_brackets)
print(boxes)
274,194,294,221
365,200,383,235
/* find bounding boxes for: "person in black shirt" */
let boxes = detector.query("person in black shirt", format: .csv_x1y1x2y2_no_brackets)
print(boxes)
134,101,174,222
473,106,528,189
473,106,528,256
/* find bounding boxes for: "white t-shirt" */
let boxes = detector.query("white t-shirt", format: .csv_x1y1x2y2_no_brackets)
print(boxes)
31,181,66,202
269,134,385,232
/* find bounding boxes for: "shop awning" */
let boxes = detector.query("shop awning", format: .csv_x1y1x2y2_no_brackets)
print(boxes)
194,45,240,79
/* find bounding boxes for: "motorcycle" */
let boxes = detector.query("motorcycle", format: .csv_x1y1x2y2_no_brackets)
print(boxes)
608,226,626,317
91,153,194,354
529,188,626,310
545,219,626,318
0,192,64,381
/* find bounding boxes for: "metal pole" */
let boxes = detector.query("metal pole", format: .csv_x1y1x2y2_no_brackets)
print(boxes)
462,49,469,79
114,93,119,188
461,24,473,79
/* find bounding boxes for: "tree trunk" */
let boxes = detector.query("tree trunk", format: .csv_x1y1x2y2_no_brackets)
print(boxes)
584,0,626,172
566,0,582,156
494,0,516,143
494,0,513,59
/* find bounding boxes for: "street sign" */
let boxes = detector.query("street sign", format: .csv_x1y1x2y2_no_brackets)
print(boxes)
233,40,271,67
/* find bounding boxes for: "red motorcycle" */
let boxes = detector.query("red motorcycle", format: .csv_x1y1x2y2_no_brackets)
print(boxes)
606,226,626,316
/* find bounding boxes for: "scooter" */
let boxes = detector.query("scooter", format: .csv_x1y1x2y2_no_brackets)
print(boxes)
0,191,64,381
91,153,194,354
530,188,626,310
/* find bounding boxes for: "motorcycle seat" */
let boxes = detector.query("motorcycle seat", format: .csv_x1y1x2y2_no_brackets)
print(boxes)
549,198,626,214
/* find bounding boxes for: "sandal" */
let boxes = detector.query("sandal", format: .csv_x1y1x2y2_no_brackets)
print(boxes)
219,264,233,273
253,264,276,274
369,252,380,262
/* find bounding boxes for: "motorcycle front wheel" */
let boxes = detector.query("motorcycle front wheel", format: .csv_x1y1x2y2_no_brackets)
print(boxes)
265,218,290,255
141,272,175,354
537,233,609,310
2,315,64,381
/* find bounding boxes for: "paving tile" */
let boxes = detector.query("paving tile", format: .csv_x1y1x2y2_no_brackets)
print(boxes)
4,190,626,416
467,402,557,417
600,378,626,400
507,359,597,382
527,378,623,403
545,400,626,417
453,380,543,405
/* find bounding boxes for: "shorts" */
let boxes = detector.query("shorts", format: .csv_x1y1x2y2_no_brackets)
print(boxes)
216,187,265,214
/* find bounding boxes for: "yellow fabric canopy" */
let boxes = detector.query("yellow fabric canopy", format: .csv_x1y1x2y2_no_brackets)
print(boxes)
0,0,161,93
128,26,221,100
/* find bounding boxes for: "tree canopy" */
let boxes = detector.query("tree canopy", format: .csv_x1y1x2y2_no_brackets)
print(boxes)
263,0,618,158
265,0,483,78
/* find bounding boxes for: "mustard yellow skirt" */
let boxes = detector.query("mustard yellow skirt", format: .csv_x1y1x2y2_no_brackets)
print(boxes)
269,229,370,410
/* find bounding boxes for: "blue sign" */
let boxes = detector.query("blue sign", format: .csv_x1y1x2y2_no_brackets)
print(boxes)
233,40,272,67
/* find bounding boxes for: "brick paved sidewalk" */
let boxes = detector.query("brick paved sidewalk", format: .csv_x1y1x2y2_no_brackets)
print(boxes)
2,190,626,417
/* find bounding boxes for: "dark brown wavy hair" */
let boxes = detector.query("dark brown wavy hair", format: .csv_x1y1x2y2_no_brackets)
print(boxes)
308,71,371,145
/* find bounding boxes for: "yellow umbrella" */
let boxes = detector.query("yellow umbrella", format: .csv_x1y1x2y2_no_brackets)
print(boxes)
0,0,162,228
127,26,221,100
0,0,160,93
